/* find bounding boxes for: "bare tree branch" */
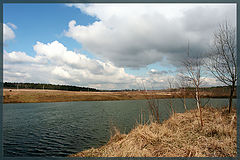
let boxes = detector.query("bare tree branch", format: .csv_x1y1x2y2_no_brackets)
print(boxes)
206,22,237,113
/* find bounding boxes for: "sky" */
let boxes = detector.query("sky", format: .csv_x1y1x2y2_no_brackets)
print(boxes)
3,3,236,90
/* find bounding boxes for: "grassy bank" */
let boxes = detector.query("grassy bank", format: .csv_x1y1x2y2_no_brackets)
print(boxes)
3,89,170,103
69,107,236,157
3,88,236,103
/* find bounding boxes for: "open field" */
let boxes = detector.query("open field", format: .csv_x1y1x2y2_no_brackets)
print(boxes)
69,107,236,157
3,88,236,103
3,89,171,103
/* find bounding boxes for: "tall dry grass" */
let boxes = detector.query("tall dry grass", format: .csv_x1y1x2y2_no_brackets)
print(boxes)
69,106,236,157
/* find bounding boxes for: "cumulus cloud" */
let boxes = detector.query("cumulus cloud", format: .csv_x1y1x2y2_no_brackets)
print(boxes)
4,41,140,89
7,22,17,29
4,4,232,89
3,23,16,42
148,69,168,75
4,51,35,64
201,77,223,87
65,3,236,68
3,41,220,89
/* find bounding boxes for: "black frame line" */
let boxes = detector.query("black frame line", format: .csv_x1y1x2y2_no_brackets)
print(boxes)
0,0,239,160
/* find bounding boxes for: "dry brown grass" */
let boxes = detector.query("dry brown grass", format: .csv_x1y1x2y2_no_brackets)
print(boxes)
3,88,234,103
2,89,179,103
69,107,236,157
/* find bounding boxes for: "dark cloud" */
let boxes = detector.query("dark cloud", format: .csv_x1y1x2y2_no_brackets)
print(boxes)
66,4,236,68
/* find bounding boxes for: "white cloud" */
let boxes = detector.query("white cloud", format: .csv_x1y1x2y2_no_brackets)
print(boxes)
3,41,222,89
3,23,16,42
65,3,236,68
148,69,168,75
4,51,35,64
202,77,222,87
7,22,17,29
4,4,234,89
52,67,71,79
4,41,139,89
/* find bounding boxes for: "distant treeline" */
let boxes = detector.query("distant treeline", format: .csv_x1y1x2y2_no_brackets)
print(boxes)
3,82,99,92
170,86,236,92
3,82,236,93
101,89,139,92
167,86,236,94
99,86,236,93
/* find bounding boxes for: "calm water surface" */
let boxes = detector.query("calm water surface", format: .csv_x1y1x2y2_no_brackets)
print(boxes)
3,98,236,157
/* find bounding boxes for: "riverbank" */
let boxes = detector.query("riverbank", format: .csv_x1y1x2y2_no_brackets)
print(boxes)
3,89,170,103
3,88,235,103
69,107,236,157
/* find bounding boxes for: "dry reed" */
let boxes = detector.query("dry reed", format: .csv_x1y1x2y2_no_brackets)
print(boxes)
69,106,236,157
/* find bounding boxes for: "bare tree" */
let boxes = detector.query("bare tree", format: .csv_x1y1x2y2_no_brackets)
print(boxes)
183,57,204,126
167,78,175,116
175,74,192,111
140,82,161,123
206,22,237,113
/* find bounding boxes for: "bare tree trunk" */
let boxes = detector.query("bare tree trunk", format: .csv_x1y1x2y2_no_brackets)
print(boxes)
228,82,235,113
170,98,175,116
199,107,203,127
196,87,203,126
167,78,175,116
183,94,187,111
206,22,237,114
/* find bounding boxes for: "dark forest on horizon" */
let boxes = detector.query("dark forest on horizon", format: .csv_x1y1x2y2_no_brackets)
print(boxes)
3,82,236,93
3,82,99,92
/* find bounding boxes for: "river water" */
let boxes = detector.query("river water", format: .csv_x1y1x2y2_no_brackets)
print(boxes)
3,98,236,157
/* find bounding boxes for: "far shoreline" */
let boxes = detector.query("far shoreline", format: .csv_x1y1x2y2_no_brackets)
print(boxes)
3,88,236,104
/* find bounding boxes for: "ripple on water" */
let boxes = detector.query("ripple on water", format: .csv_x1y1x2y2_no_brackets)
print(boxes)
7,99,231,157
